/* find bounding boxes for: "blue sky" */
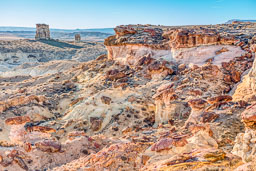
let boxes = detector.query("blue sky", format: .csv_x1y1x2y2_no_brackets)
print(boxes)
0,0,255,29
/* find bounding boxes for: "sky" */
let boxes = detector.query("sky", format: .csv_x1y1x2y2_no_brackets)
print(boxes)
0,0,255,29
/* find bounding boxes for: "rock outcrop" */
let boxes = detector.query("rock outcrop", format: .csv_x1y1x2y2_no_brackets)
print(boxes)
232,103,256,162
231,44,256,164
233,44,256,102
0,22,256,170
105,25,235,48
167,28,235,48
104,25,245,68
35,24,50,40
104,24,255,125
75,33,81,42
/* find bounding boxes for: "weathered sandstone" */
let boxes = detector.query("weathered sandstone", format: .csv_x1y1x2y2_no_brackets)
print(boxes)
35,24,50,40
233,44,256,102
1,22,256,170
75,33,81,42
105,25,245,67
232,104,256,162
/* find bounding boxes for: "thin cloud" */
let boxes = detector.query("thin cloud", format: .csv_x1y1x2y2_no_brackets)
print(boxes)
212,0,224,9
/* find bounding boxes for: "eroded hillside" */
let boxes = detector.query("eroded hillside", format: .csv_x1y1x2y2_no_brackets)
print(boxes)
0,22,256,170
0,39,106,73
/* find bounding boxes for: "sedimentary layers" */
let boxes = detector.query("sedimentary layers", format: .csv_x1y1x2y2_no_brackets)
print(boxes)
0,22,256,170
104,25,242,67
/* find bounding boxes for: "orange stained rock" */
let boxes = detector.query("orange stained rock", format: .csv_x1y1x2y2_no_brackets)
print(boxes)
187,89,203,96
167,28,235,48
152,88,174,100
199,112,219,123
207,95,232,104
5,116,31,125
151,136,188,152
6,149,26,159
24,142,32,152
106,69,126,80
114,26,137,36
241,103,256,126
69,97,84,107
188,99,208,110
251,44,256,52
68,131,86,140
13,156,28,171
0,95,46,113
189,124,214,137
26,126,56,133
35,140,61,153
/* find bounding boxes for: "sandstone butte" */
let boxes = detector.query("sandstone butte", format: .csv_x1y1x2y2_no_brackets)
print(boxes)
35,24,50,40
0,22,256,170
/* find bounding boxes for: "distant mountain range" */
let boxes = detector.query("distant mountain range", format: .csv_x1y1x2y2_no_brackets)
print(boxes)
225,19,256,24
0,26,115,34
0,26,115,41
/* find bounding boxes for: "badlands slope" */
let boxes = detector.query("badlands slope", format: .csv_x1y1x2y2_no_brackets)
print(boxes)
0,22,256,170
0,39,106,73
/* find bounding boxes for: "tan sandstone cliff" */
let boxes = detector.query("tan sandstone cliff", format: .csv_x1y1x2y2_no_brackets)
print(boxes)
233,44,256,102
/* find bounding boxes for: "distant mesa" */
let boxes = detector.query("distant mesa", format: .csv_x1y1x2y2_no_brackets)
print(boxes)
225,19,256,24
35,24,50,40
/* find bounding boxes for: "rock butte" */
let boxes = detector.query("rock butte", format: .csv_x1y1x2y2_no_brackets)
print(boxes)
35,24,50,40
0,22,256,170
75,33,81,43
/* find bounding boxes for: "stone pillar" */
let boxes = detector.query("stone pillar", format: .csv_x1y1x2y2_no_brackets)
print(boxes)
75,34,81,42
35,24,50,40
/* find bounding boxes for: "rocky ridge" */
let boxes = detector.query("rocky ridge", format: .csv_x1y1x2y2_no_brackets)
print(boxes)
0,22,256,170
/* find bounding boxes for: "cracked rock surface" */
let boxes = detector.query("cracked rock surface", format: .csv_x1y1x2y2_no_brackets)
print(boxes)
0,22,256,170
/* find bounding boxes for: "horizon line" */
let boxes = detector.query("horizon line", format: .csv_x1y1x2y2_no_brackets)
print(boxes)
1,19,256,30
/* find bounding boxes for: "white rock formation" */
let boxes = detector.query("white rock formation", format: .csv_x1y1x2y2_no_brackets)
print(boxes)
106,45,245,67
